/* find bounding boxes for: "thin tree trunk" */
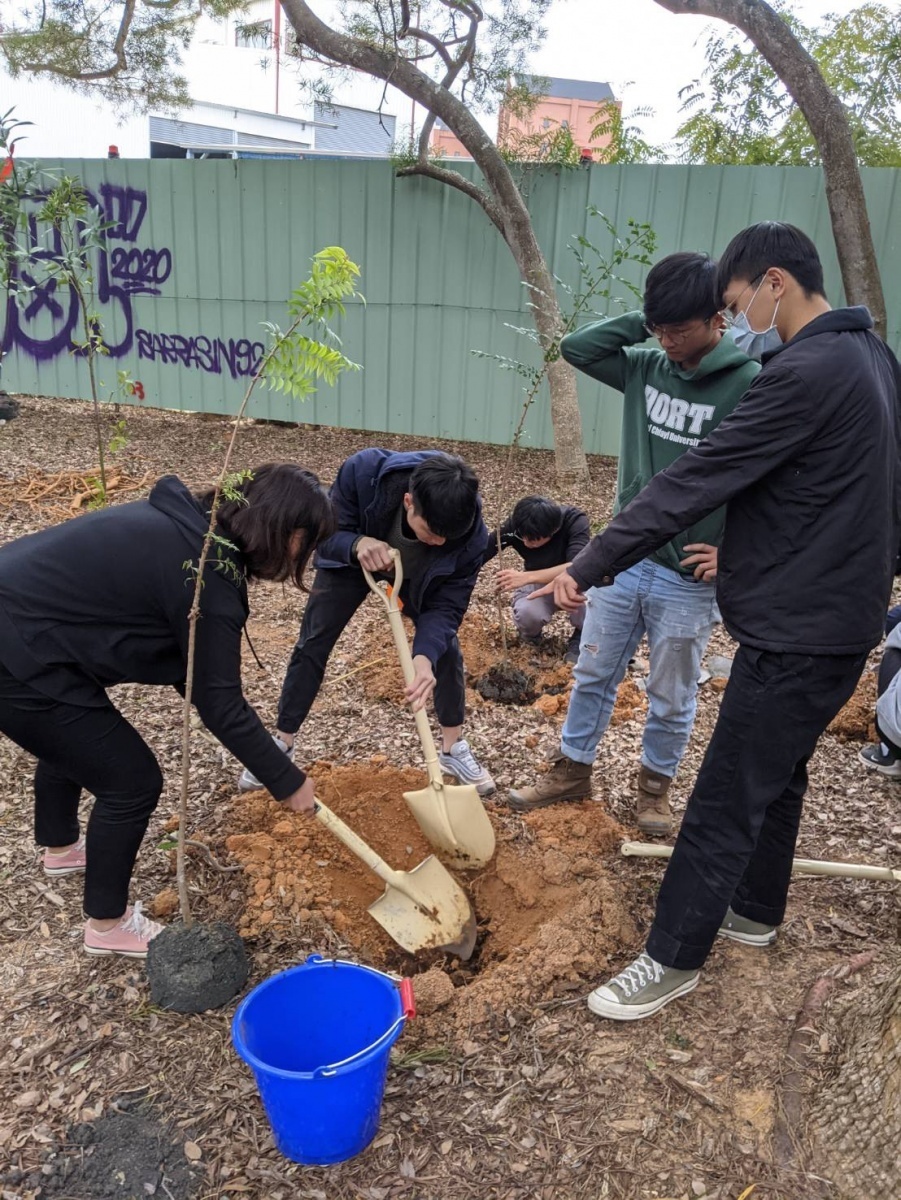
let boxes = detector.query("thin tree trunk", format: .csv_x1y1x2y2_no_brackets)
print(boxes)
653,0,887,337
809,955,901,1196
280,0,589,481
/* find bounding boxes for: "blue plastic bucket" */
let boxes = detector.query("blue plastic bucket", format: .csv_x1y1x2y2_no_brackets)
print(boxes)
232,955,414,1165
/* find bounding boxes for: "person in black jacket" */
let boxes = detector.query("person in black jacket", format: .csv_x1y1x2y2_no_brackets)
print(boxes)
239,449,496,797
482,496,590,662
533,222,901,1020
0,464,334,959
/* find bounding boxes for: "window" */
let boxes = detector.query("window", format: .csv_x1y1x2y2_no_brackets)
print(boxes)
235,19,272,49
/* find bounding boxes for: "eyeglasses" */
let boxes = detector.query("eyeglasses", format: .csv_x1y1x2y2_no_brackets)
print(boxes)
720,274,765,327
643,319,710,345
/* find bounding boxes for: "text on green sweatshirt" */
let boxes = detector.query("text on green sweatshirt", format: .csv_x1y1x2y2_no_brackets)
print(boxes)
561,311,760,576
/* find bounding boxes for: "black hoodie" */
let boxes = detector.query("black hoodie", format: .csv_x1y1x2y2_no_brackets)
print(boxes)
0,476,304,799
569,308,901,655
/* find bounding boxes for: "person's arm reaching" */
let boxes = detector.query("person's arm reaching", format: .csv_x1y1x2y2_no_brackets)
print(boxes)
536,363,819,604
182,603,309,802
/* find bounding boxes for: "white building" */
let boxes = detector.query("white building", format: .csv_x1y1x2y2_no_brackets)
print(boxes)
3,1,402,160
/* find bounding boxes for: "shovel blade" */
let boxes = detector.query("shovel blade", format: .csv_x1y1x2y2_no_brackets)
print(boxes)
368,855,479,960
403,782,496,870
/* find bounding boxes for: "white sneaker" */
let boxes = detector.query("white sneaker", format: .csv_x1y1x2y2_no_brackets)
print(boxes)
238,735,294,792
587,952,699,1021
438,739,496,797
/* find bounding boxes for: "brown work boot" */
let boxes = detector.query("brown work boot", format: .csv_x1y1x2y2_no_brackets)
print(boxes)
508,753,592,812
636,766,673,836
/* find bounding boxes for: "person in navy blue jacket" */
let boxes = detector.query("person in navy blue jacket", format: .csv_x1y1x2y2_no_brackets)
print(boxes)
240,449,496,795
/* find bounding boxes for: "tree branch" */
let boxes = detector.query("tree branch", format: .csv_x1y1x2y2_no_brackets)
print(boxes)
653,0,886,334
16,0,137,81
396,158,504,233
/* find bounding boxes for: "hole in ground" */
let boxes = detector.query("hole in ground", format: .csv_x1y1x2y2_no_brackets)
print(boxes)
198,762,640,1030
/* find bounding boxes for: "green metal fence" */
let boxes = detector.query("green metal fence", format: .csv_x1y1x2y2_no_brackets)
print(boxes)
4,160,899,456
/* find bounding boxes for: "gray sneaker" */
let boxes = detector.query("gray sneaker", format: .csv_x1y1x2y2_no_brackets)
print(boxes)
438,739,496,796
587,952,699,1021
717,906,777,946
859,742,901,778
238,734,294,792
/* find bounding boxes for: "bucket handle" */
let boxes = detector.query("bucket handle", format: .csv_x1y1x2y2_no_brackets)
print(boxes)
305,957,416,1079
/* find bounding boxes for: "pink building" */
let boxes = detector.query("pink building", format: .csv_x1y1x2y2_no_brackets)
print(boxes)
430,76,619,162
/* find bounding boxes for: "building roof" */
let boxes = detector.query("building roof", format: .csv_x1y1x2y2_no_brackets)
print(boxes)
516,75,615,102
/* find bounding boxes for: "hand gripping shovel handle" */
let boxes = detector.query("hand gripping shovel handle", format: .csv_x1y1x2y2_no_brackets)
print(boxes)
621,841,901,882
362,555,445,788
313,801,431,909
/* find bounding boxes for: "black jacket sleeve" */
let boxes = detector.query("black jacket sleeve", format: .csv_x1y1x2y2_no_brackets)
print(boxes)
179,597,306,800
569,362,820,589
480,520,515,566
563,509,591,561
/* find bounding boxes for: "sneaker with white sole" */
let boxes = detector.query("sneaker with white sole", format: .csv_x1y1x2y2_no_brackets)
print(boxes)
717,906,777,946
83,902,164,960
238,734,294,792
587,952,699,1021
42,838,86,876
859,742,901,778
438,739,496,797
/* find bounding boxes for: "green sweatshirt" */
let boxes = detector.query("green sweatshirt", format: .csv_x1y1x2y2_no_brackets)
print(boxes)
561,311,760,577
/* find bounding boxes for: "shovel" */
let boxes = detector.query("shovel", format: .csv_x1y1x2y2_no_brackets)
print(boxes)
314,801,478,959
363,555,496,870
621,841,901,882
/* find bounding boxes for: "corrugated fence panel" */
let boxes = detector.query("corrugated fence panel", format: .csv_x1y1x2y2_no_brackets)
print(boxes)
4,159,901,456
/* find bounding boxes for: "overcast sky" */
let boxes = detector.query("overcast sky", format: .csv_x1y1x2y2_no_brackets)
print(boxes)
529,0,869,144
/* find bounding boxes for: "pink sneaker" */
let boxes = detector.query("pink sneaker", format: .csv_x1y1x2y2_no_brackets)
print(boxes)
83,903,164,959
42,838,87,876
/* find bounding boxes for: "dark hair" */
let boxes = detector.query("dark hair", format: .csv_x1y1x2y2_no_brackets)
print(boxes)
199,463,335,587
716,222,825,302
643,251,719,327
409,453,479,540
510,495,563,540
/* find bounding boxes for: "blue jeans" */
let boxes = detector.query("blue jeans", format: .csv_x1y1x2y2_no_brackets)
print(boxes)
561,560,719,778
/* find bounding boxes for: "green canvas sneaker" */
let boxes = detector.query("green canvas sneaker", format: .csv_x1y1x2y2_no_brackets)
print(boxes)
587,952,699,1021
717,906,777,946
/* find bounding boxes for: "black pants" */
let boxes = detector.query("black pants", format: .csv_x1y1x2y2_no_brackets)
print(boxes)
646,646,867,971
0,662,163,919
277,567,466,735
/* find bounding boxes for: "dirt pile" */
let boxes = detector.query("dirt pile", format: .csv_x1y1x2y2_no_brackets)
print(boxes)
828,670,878,742
223,761,434,962
216,761,635,1037
359,612,581,708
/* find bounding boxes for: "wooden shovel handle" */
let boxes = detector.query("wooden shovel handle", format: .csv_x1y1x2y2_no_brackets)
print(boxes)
313,802,434,909
363,554,444,785
362,551,404,611
621,841,901,882
314,801,396,884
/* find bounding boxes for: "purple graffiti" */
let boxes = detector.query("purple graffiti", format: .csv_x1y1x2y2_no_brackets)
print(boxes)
110,246,172,293
135,329,265,379
96,183,147,242
3,182,171,363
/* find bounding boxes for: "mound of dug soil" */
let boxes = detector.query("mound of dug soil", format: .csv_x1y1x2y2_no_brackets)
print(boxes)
215,762,635,1040
360,612,580,707
828,670,878,742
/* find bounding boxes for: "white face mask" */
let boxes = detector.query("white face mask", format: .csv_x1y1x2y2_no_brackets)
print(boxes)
728,277,782,361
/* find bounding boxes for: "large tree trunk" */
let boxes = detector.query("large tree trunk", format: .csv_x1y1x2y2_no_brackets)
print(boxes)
809,955,901,1197
653,0,887,338
280,0,589,482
